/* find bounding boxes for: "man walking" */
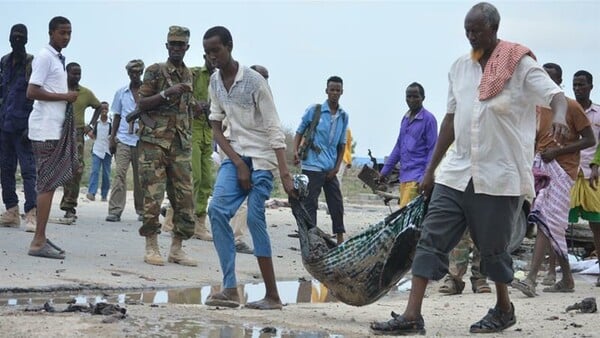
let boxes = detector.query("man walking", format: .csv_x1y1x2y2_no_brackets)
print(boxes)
105,59,145,222
379,82,437,208
26,16,79,259
136,26,196,267
370,3,568,334
568,70,600,288
60,62,101,221
203,26,296,309
0,24,37,232
293,76,349,244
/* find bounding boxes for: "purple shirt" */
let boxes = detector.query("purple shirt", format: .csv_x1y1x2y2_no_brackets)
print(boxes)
381,107,438,183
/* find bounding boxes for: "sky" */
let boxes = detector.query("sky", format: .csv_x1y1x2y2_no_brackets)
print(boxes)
1,0,599,158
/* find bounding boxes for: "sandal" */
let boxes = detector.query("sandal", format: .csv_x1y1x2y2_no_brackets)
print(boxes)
370,311,426,336
205,291,240,308
438,276,465,295
471,278,491,293
470,303,516,333
542,280,574,293
541,274,556,286
511,279,536,297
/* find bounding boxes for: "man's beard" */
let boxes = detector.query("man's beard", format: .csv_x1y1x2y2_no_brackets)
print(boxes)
471,48,484,61
11,43,26,58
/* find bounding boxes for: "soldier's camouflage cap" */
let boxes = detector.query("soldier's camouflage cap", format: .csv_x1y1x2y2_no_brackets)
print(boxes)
167,26,190,43
125,59,144,72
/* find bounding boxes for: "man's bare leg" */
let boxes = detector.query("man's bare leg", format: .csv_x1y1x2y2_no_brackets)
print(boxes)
29,190,55,251
245,257,282,309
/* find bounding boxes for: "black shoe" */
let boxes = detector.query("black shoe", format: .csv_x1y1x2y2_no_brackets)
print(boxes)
470,303,516,333
370,311,425,336
105,214,121,222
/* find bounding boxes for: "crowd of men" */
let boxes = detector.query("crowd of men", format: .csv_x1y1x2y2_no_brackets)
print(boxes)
0,1,599,334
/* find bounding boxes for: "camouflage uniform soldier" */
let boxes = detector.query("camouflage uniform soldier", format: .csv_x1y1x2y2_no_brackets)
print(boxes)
136,26,196,267
438,230,490,294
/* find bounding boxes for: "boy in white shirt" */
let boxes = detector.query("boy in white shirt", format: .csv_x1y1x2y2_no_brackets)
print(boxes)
86,102,112,202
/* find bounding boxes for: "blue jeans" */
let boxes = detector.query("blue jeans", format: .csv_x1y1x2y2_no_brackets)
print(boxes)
0,130,37,212
88,153,112,199
208,157,274,288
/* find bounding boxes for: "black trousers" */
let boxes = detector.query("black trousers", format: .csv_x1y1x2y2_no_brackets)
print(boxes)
302,169,345,234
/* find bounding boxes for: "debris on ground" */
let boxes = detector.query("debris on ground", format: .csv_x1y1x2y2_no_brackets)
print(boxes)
566,297,597,313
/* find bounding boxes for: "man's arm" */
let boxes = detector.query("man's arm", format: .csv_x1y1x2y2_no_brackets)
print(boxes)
109,114,120,154
419,113,455,198
27,84,77,102
548,125,595,157
293,132,303,165
274,147,297,198
549,92,568,139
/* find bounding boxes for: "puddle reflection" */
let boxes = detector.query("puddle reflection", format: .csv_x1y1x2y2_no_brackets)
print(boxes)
1,280,340,307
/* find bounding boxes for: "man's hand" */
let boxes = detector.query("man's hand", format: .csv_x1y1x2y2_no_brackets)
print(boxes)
236,161,252,191
419,170,435,200
193,101,209,119
165,83,192,98
325,168,338,180
550,122,569,143
64,91,79,103
589,165,599,190
540,147,560,163
293,151,301,166
109,137,117,155
281,173,298,199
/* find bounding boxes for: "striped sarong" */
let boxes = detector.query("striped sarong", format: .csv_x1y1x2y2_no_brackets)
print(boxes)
528,154,573,259
31,103,78,193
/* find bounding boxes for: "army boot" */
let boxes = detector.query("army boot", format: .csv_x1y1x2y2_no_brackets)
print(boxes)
144,234,164,266
191,214,213,241
24,208,37,232
0,206,20,227
168,236,198,266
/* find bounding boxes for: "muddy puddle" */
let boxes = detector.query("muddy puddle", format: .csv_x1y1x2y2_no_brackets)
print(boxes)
1,279,411,337
0,278,411,307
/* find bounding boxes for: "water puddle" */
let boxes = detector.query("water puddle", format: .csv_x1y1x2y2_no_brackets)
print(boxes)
1,278,411,307
0,278,411,337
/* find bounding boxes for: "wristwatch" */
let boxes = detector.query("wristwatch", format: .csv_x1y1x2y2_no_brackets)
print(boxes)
159,90,169,101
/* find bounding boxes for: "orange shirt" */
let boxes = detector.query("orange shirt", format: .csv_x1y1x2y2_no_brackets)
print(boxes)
535,97,590,179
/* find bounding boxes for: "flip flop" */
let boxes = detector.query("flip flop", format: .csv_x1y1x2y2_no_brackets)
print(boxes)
46,239,65,254
205,292,240,308
542,280,574,293
244,298,283,310
511,280,536,297
28,241,65,259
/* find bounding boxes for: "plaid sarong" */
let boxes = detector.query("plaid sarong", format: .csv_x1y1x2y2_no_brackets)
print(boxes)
31,103,79,193
528,154,573,259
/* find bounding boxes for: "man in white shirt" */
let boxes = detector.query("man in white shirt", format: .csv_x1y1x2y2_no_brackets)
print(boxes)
26,16,78,260
105,59,145,222
86,102,112,201
370,3,568,335
203,26,296,310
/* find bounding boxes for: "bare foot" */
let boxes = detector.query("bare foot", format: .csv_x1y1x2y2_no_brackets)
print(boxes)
245,298,283,310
